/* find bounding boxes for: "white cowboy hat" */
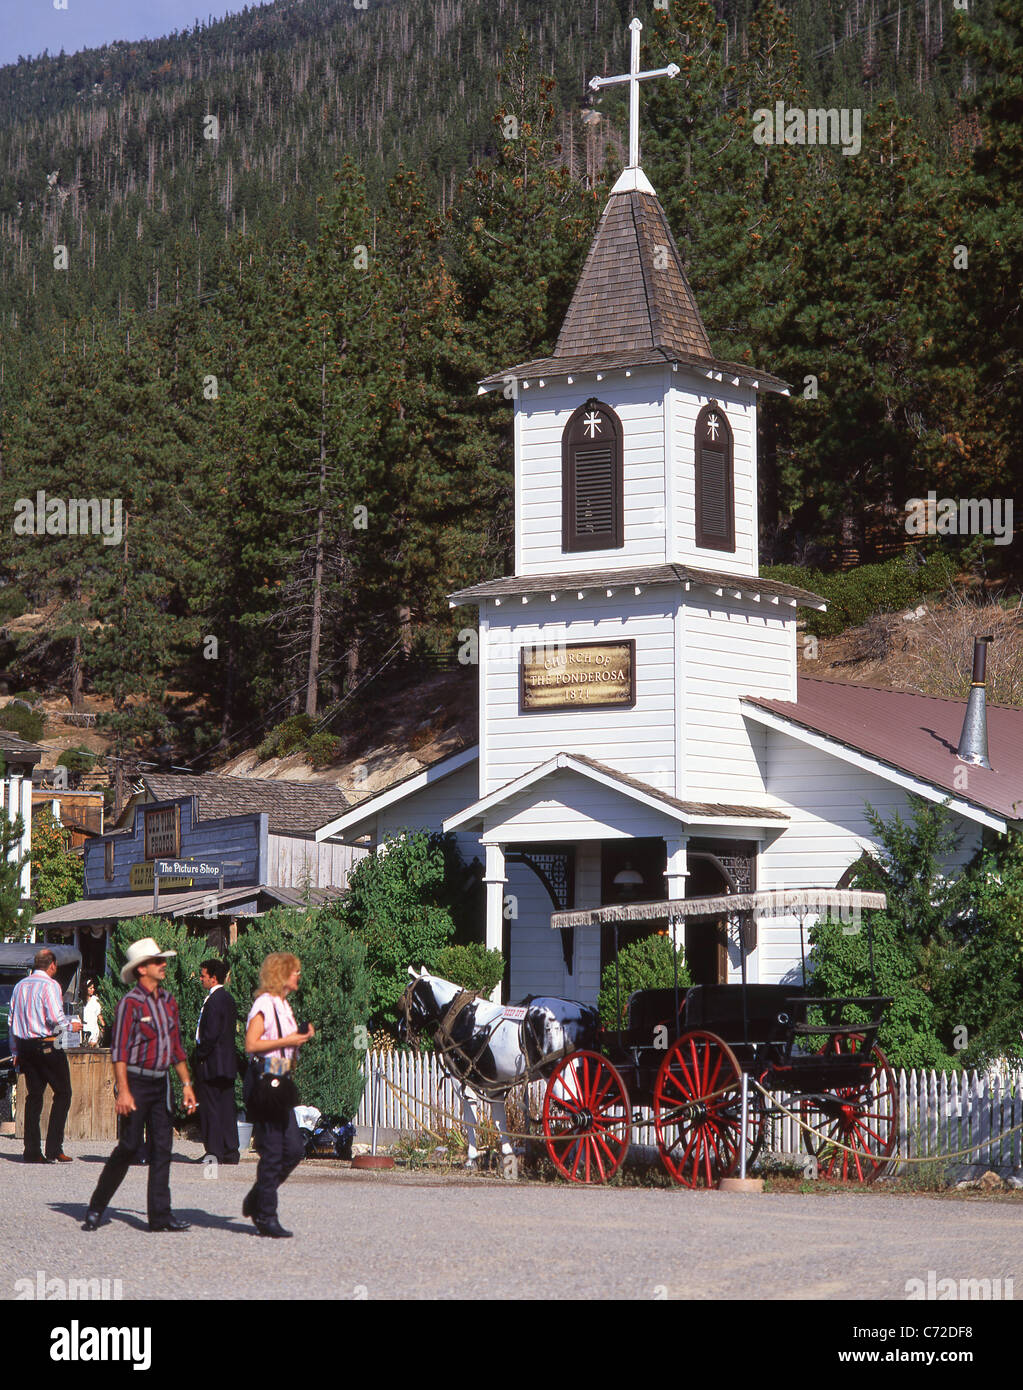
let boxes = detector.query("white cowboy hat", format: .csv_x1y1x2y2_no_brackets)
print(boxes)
120,937,177,985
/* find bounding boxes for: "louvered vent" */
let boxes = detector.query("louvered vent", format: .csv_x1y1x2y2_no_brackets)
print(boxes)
699,448,727,537
563,400,624,551
574,447,615,534
695,403,735,552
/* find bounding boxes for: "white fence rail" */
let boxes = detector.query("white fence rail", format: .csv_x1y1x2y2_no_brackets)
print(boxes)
356,1051,1023,1171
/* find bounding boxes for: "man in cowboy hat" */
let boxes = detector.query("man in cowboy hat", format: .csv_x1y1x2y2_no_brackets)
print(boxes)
82,937,197,1233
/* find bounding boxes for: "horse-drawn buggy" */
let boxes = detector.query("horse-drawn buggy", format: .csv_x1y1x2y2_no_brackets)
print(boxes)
399,888,897,1187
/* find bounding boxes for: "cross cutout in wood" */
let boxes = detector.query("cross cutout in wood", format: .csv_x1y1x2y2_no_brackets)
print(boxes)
588,18,680,171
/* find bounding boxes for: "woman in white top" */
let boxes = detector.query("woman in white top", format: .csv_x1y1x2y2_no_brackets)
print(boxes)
82,978,105,1047
242,952,315,1238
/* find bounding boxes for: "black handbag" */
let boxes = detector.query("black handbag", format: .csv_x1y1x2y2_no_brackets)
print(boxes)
245,1003,299,1124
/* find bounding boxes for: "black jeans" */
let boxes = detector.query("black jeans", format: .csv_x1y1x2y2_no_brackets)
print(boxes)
89,1074,174,1224
17,1040,72,1159
248,1110,304,1221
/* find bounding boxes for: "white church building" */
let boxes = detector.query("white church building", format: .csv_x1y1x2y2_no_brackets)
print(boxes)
316,25,1021,1003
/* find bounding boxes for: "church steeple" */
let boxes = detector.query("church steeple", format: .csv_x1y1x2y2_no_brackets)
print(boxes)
480,18,787,395
553,189,713,362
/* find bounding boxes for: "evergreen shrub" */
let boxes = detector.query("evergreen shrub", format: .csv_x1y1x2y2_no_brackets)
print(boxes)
256,714,315,761
0,702,44,742
0,587,27,623
762,552,956,638
303,732,343,767
598,933,691,1029
227,905,371,1121
56,747,96,774
432,942,505,995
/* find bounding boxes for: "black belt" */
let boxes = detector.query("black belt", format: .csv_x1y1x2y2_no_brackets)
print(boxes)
126,1065,169,1078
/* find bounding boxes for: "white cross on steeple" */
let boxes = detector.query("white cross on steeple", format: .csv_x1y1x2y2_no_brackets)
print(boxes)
588,18,679,175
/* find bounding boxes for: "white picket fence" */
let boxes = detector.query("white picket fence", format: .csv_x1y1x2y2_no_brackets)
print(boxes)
355,1051,1023,1172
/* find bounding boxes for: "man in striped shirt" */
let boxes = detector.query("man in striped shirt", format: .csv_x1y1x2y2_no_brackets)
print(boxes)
83,936,197,1233
9,948,82,1163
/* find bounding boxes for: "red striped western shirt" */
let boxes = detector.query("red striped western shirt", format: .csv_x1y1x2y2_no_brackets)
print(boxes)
111,983,186,1071
9,971,66,1046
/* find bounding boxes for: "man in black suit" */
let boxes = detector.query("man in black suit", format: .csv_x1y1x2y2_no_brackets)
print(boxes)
195,960,240,1164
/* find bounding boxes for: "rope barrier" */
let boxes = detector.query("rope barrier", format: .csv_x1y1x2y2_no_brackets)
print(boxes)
374,1068,1023,1172
751,1078,1023,1166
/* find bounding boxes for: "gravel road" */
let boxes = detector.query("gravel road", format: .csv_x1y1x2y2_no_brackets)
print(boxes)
2,1137,1020,1301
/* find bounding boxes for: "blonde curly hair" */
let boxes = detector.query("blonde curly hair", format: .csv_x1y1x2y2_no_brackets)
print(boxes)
256,952,301,998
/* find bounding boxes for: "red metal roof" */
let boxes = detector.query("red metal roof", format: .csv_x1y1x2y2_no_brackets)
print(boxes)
744,677,1023,822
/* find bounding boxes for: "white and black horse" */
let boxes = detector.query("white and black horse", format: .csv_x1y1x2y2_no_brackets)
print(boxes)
397,967,600,1166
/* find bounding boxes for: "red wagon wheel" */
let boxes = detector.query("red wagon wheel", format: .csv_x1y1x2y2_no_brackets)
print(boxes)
654,1030,760,1188
542,1051,632,1184
799,1034,898,1182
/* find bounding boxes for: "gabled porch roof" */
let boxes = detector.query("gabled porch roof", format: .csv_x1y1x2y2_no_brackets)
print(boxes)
443,752,788,836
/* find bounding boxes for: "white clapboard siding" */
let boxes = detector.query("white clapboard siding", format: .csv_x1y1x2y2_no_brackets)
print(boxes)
670,380,758,575
482,589,678,793
515,370,671,574
680,595,795,800
358,1052,1023,1174
482,768,686,843
375,759,481,868
265,833,365,891
505,855,572,999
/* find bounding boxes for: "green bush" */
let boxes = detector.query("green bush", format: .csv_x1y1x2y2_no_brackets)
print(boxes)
598,932,691,1029
762,551,956,638
56,746,96,774
228,905,371,1121
304,732,344,767
256,713,315,761
340,830,481,1029
433,943,505,995
808,797,1023,1069
0,702,45,742
0,588,27,624
12,690,44,705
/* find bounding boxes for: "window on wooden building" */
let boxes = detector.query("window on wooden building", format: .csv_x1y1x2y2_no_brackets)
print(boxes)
695,402,735,552
562,399,624,552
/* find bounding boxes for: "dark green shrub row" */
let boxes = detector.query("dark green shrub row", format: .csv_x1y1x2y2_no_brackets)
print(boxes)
762,551,957,638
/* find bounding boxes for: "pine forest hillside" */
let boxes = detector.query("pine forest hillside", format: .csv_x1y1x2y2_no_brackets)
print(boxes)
0,0,1020,782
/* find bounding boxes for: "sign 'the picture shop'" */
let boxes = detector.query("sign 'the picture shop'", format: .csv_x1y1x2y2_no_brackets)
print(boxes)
520,641,635,711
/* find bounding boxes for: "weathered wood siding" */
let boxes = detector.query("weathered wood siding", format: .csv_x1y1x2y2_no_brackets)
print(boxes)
514,368,670,575
83,798,265,898
670,377,758,575
265,834,365,891
482,588,678,795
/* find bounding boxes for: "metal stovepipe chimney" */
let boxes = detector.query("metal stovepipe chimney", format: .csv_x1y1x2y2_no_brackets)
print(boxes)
956,636,994,769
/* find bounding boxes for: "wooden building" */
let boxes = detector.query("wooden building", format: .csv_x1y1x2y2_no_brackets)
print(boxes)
32,773,365,973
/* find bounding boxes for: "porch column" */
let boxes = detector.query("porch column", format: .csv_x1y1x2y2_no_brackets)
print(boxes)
483,842,507,1002
664,836,689,901
20,773,32,909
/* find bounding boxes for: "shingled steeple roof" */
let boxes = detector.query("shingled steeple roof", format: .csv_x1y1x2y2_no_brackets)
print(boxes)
554,188,712,360
479,178,789,394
